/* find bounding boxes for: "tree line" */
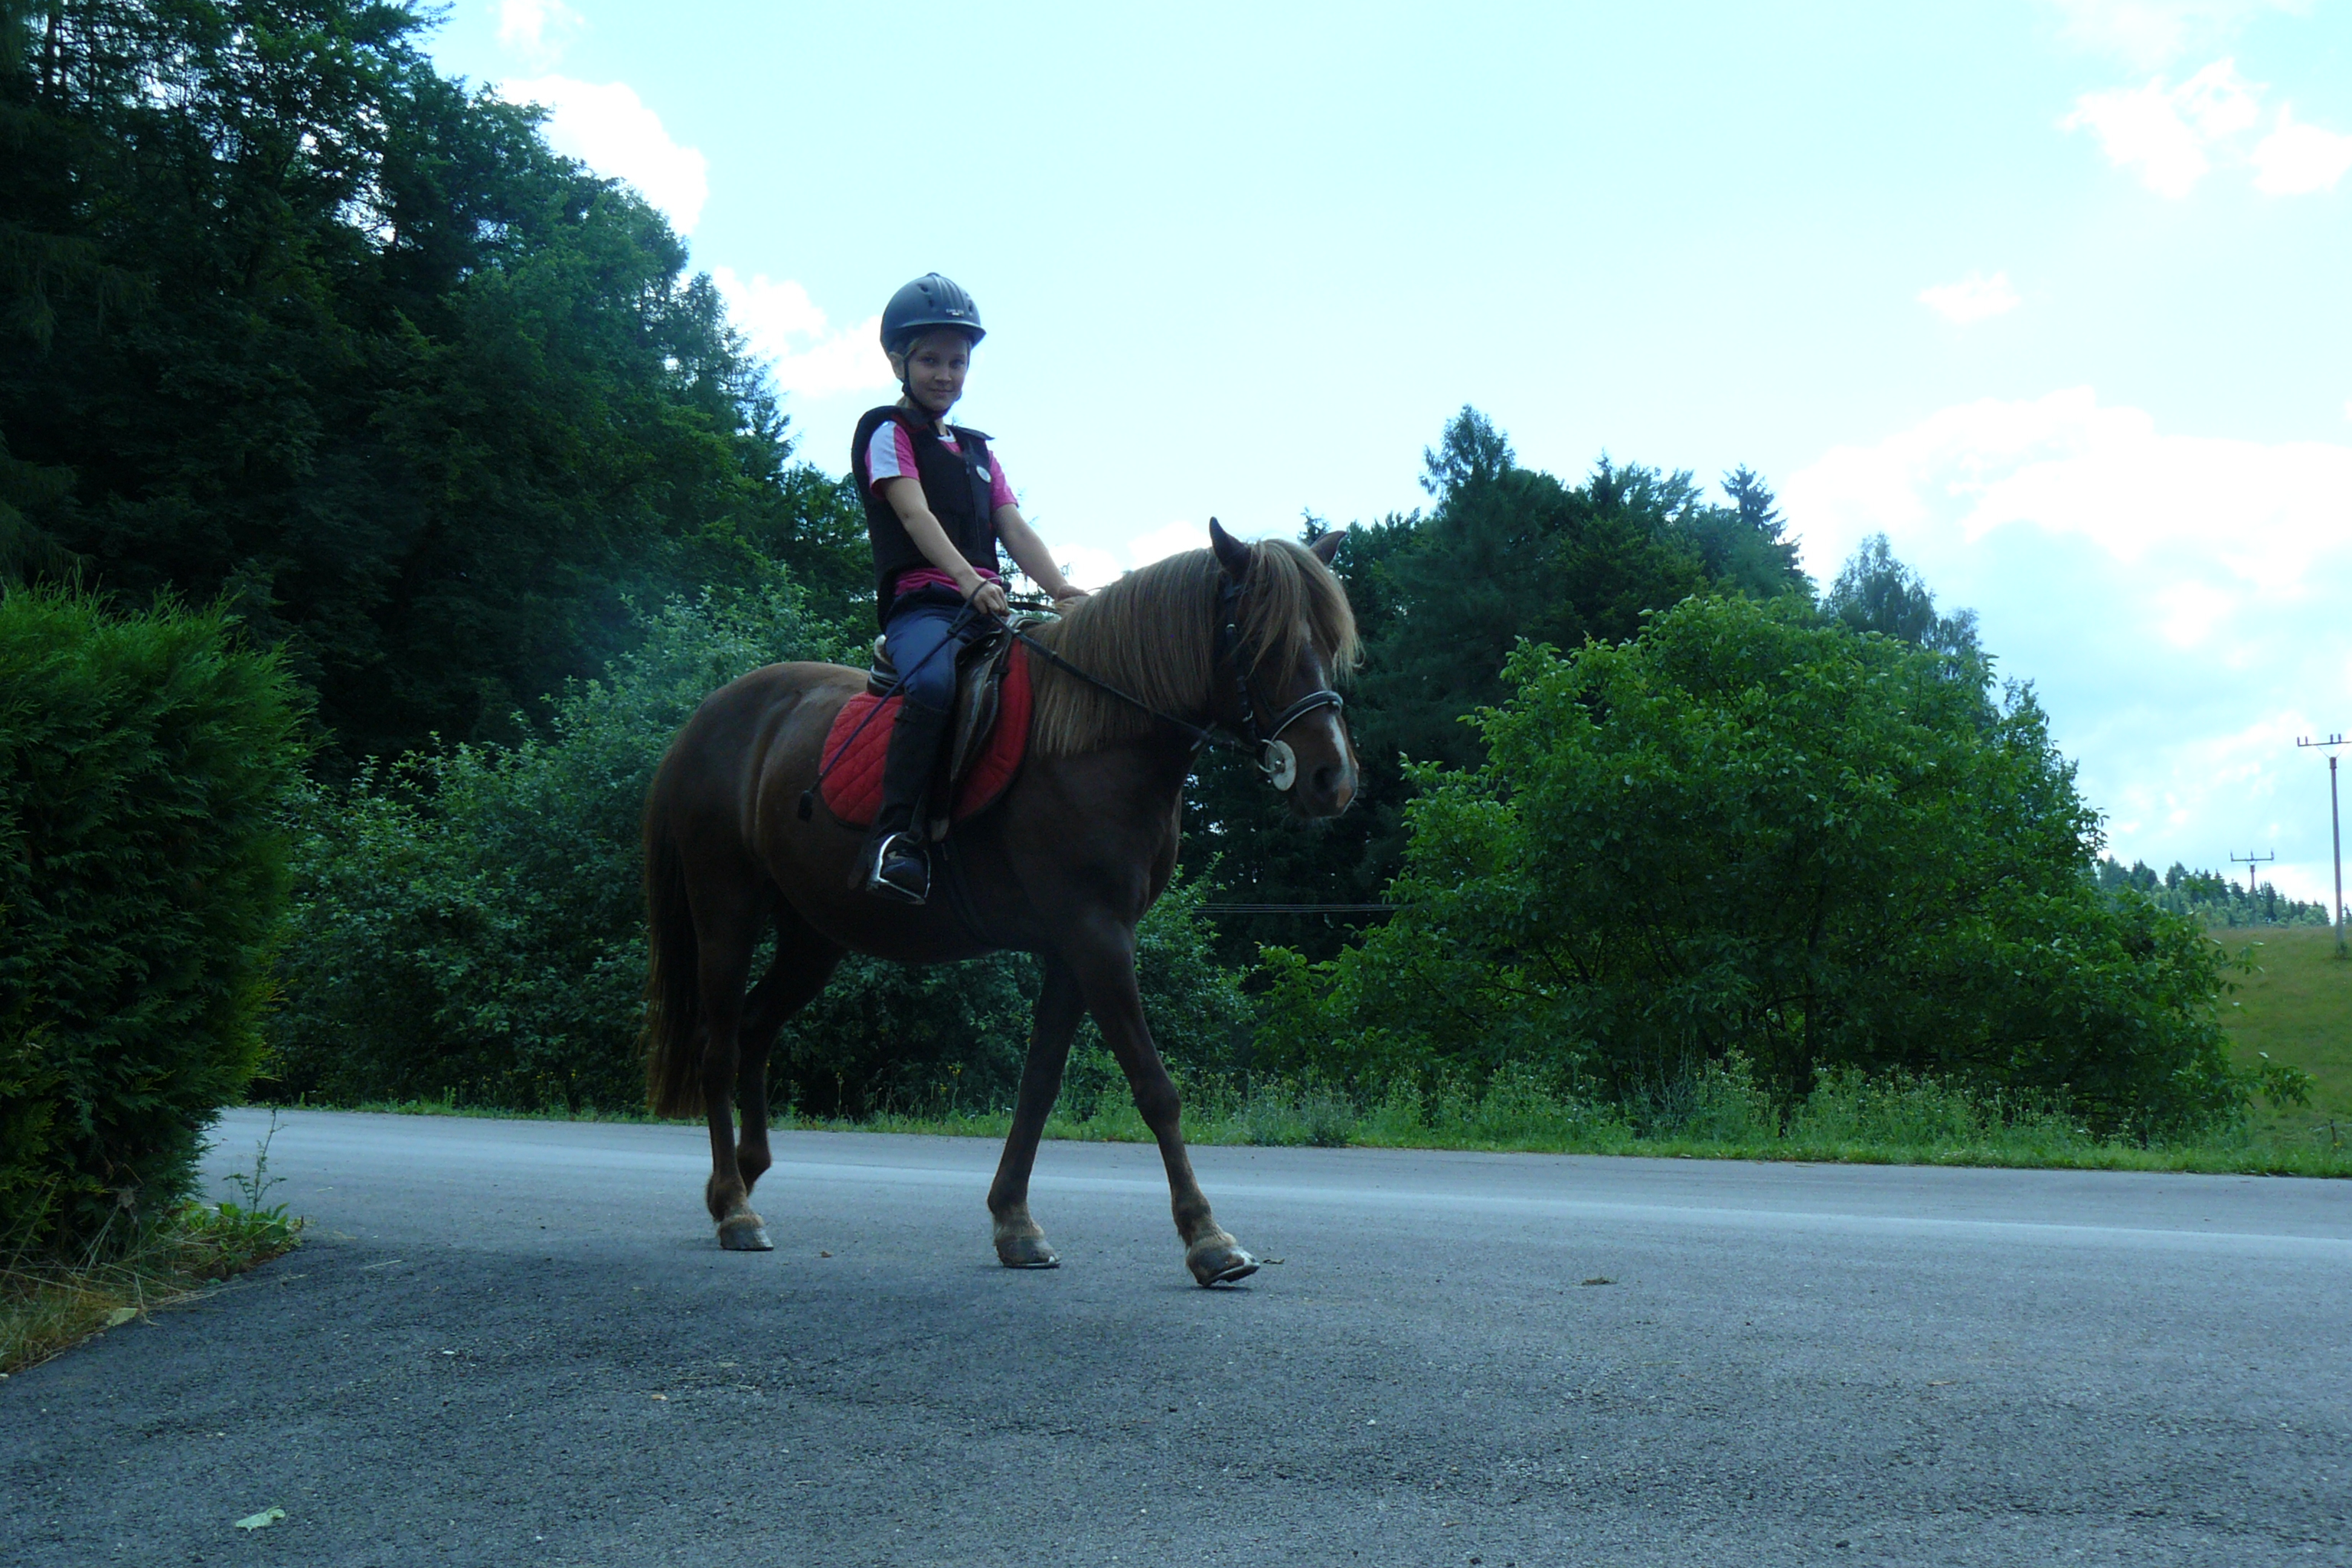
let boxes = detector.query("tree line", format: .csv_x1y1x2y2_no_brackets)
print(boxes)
2097,858,2332,929
1176,407,1983,966
4,0,2269,1140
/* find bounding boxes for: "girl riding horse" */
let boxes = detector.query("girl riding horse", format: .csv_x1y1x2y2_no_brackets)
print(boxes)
644,570,1357,1284
851,274,1088,904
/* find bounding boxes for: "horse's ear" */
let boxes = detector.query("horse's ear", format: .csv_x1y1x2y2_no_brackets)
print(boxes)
1308,529,1344,567
1209,517,1253,580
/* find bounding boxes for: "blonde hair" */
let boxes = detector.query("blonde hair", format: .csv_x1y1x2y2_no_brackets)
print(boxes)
1027,539,1359,757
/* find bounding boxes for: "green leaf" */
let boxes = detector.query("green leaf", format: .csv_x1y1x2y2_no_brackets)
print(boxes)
233,1508,286,1532
103,1307,136,1328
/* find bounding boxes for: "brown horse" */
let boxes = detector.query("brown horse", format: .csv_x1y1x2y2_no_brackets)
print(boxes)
640,522,1358,1285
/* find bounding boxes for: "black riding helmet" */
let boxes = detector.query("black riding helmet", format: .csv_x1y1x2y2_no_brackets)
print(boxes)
880,273,985,358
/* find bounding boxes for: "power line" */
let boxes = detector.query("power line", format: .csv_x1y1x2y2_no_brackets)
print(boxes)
2295,734,2347,959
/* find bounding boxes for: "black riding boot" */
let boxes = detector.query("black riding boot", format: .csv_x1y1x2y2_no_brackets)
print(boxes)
861,697,952,904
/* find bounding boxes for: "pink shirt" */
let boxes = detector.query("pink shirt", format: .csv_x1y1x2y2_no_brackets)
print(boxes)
864,421,1018,509
865,420,1018,596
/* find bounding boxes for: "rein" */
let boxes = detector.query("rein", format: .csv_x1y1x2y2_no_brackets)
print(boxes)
1007,575,1342,791
797,574,1344,821
1004,626,1234,756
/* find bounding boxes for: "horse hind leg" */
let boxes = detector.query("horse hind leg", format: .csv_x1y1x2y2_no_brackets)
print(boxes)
691,882,774,1251
732,899,843,1205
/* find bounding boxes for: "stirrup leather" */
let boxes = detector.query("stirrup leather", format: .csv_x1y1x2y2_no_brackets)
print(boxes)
863,831,929,905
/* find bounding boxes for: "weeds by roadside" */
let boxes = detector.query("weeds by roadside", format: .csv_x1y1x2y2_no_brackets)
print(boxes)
267,1052,2352,1179
2,1115,302,1377
794,1047,2352,1178
283,1089,668,1124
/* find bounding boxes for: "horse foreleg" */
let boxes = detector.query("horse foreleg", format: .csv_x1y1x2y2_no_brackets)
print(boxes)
1062,928,1258,1287
986,955,1086,1269
733,907,843,1203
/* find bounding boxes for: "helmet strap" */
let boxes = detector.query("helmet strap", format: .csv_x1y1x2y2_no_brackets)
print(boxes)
897,383,949,431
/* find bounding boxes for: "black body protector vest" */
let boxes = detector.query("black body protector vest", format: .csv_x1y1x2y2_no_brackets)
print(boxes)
851,405,1003,626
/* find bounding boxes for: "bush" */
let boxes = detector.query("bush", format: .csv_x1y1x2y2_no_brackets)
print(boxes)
271,583,1252,1116
0,588,306,1259
270,584,831,1110
1257,594,2243,1136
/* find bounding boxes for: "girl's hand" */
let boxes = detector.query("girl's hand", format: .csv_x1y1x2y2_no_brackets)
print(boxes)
964,577,1011,619
1051,587,1089,611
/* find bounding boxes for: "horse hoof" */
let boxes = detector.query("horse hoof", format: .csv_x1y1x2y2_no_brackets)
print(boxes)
995,1233,1060,1269
717,1215,773,1251
1185,1236,1259,1287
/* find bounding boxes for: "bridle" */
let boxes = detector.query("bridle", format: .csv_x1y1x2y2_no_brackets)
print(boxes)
1208,575,1344,791
1001,574,1344,794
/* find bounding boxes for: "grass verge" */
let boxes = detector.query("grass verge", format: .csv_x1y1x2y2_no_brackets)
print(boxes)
820,1049,2352,1178
2,1118,301,1377
2216,924,2352,1135
303,1048,2352,1178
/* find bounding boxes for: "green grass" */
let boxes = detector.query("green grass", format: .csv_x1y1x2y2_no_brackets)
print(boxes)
2213,923,2352,1154
299,1047,2352,1178
273,936,2352,1180
296,1089,668,1124
812,1050,2352,1177
284,1099,2352,1174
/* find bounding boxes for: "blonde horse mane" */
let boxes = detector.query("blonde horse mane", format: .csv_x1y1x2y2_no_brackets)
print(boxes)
1027,539,1360,758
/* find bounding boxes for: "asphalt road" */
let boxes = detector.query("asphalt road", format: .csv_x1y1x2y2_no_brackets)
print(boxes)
4,1110,2347,1566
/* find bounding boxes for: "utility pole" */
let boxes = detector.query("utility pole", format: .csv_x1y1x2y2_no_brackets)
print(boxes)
2230,849,2275,898
2297,735,2347,958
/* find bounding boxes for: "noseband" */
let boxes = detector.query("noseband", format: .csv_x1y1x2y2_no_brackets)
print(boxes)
1213,577,1344,792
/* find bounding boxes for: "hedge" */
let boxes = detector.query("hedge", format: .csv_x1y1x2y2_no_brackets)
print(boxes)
0,588,306,1259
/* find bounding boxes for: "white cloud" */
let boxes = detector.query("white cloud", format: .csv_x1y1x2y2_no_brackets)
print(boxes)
1917,271,2021,324
496,77,708,233
709,269,896,398
766,319,892,397
712,271,829,349
2252,105,2352,191
1783,388,2352,897
495,0,582,66
1052,545,1125,592
1053,518,1231,593
2063,54,2352,198
2044,0,2308,68
2063,58,2263,196
1128,518,1223,565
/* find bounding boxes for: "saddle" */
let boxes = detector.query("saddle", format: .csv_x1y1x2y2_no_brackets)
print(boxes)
819,622,1033,834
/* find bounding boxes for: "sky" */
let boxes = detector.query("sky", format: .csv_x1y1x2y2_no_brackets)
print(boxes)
425,0,2352,903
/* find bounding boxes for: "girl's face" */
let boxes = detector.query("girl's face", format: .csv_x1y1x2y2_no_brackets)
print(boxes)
892,329,973,415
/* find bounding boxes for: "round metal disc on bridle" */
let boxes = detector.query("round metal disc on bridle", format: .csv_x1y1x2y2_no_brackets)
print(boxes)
1261,739,1297,791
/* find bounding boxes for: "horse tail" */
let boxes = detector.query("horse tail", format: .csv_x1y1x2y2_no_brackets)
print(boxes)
641,794,706,1120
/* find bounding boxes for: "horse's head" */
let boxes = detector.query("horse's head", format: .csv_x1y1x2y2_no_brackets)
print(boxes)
1208,518,1360,818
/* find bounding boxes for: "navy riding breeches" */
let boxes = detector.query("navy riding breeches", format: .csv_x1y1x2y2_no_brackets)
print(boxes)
883,597,973,711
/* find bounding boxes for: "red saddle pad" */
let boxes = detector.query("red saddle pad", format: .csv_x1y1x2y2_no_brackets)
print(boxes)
818,644,1032,828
